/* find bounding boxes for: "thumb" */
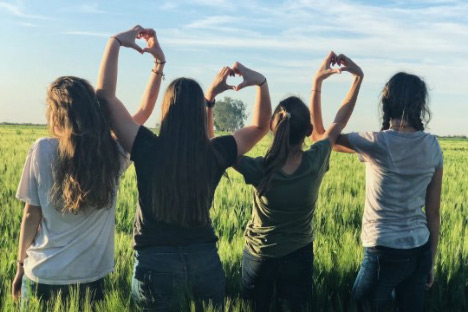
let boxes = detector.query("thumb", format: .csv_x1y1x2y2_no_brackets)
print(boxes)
130,43,143,54
329,68,341,74
235,81,248,91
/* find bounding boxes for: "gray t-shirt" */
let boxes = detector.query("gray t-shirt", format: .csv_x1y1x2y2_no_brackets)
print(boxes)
348,130,443,249
16,138,130,284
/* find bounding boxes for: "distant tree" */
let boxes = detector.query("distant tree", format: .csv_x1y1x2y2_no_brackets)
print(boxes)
213,97,247,131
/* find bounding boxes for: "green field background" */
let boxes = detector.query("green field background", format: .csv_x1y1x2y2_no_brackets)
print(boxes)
0,125,466,311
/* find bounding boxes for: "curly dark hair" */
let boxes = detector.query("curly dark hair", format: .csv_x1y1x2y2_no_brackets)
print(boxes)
381,72,430,131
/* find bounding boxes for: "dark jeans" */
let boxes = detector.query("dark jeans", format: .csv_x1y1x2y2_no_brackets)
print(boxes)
242,243,314,312
131,242,225,311
21,275,104,310
352,241,432,312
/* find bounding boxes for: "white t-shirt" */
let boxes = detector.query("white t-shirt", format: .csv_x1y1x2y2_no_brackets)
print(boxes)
348,130,443,249
16,137,130,285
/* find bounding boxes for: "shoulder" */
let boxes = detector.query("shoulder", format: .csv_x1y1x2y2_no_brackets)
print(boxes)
211,135,237,150
131,126,158,162
29,137,58,159
210,135,238,167
348,131,381,143
305,138,332,156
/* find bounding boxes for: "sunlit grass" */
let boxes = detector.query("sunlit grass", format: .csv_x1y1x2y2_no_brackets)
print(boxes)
0,125,467,311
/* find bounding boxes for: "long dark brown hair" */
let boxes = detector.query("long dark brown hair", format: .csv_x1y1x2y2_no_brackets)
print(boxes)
151,78,216,227
381,72,430,131
257,96,312,196
47,76,121,213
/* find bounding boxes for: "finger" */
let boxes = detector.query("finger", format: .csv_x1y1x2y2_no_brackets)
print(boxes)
235,81,248,91
325,51,336,67
221,67,231,79
337,54,348,65
327,68,341,75
232,61,243,73
134,25,144,32
131,43,143,53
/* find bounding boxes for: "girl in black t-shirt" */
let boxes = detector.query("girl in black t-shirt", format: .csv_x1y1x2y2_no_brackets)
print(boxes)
96,26,272,310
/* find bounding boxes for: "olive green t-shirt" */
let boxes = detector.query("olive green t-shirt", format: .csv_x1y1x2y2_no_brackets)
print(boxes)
235,139,332,258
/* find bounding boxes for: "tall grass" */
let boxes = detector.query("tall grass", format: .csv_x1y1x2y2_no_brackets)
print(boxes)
0,125,466,311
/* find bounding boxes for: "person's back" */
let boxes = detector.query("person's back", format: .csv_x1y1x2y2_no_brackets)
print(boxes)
349,130,443,248
96,26,273,311
12,73,158,307
315,72,444,311
237,138,331,257
17,137,123,284
237,52,364,311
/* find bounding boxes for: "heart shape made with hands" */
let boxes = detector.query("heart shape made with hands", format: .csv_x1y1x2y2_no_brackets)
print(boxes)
226,73,244,91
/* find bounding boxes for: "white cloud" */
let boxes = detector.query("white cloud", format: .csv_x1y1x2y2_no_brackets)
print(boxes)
63,31,111,37
0,1,48,19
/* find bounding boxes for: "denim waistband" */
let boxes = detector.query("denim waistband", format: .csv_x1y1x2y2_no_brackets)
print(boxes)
136,242,217,255
366,239,430,256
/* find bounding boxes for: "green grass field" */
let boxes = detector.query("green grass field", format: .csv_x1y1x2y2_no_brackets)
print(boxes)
0,124,467,311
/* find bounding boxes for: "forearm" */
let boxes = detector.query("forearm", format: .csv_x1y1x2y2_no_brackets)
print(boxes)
132,63,165,125
426,211,440,264
332,76,362,126
96,38,120,98
251,81,271,133
310,79,326,137
206,107,215,139
17,205,42,262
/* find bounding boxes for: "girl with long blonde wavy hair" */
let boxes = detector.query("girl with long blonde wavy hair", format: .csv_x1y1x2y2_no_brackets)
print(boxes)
12,33,163,307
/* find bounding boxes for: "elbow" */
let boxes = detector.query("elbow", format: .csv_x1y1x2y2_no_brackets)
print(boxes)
258,125,270,137
96,89,112,101
311,131,324,142
24,207,42,223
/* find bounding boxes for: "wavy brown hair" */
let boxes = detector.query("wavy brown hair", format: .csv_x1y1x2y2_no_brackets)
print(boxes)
151,78,218,227
47,76,121,213
381,72,430,131
257,96,312,196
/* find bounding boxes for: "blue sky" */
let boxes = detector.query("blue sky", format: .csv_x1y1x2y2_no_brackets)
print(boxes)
0,0,467,135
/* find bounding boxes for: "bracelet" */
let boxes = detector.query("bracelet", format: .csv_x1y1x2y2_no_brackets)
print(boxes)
17,260,24,266
311,89,321,93
206,98,216,108
111,36,122,46
151,69,165,80
258,78,267,87
155,60,167,65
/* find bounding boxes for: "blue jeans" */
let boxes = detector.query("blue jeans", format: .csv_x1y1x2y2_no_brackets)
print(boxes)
242,243,314,312
20,275,104,310
131,242,225,311
352,241,432,312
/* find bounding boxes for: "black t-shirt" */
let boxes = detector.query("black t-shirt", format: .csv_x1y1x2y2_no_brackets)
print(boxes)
130,126,237,249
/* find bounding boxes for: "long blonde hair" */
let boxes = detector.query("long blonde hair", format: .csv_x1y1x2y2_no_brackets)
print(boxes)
46,76,121,213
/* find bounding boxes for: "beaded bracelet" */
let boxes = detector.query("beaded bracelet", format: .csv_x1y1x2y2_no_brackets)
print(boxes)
258,78,267,86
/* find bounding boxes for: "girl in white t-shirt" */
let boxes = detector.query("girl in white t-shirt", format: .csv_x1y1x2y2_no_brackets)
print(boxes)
311,63,442,311
12,35,164,307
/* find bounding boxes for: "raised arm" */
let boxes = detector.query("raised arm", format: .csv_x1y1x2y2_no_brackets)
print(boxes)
310,52,363,149
205,67,235,139
96,26,143,152
11,204,42,301
425,167,443,288
132,29,166,125
232,62,272,156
